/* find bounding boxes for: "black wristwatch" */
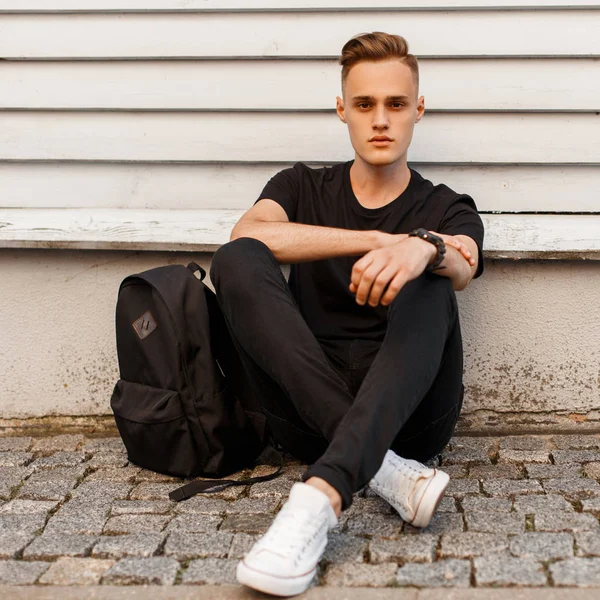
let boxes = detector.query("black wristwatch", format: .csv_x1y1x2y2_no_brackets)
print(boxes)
408,228,447,271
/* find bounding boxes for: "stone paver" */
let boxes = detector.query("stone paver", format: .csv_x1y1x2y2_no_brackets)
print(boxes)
6,431,600,592
92,534,165,559
322,534,367,564
0,560,49,584
0,499,58,514
163,532,233,560
0,513,46,535
111,500,172,515
550,557,600,586
102,557,180,585
482,479,544,497
461,496,511,512
468,464,522,479
0,453,33,468
103,514,171,534
182,558,237,585
324,563,398,587
0,438,33,452
33,435,84,454
38,557,115,586
23,534,98,560
509,532,574,560
0,532,35,559
513,494,575,513
30,452,86,471
498,449,551,464
166,514,222,534
575,531,600,556
396,559,471,588
474,555,547,586
465,512,525,534
525,463,583,479
440,532,509,558
369,536,436,564
534,511,600,533
228,533,258,560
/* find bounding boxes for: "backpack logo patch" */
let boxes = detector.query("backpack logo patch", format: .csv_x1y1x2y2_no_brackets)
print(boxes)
132,310,157,340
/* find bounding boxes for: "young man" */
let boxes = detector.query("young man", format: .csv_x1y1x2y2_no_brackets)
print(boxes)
210,32,484,597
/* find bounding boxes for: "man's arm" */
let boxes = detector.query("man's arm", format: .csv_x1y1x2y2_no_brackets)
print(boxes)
231,199,400,263
429,233,479,291
230,199,474,266
350,233,479,308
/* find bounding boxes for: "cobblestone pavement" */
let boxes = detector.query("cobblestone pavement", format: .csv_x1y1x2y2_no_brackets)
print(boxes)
3,433,600,591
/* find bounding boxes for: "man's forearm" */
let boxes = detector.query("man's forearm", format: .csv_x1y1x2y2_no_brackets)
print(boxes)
231,220,400,264
431,244,473,291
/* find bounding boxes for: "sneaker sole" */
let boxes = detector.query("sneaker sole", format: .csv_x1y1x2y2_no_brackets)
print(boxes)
237,559,316,597
409,468,450,528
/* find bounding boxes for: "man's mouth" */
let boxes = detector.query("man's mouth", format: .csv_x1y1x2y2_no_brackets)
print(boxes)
370,136,392,142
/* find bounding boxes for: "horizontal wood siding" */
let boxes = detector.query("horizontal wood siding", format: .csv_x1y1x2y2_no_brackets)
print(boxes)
1,163,597,212
2,59,599,112
3,112,599,164
0,3,598,234
2,0,600,11
2,12,600,58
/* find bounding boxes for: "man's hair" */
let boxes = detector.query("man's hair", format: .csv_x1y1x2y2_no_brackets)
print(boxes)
339,32,419,94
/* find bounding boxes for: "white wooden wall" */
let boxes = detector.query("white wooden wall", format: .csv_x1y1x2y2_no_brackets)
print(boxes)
0,2,599,229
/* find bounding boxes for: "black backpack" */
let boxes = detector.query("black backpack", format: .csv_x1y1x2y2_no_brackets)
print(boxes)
110,262,282,501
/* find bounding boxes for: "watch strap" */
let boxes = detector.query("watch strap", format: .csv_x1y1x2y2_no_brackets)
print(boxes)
408,228,447,271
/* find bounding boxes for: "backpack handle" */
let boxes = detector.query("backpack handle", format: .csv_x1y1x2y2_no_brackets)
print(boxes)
187,262,207,281
169,447,284,502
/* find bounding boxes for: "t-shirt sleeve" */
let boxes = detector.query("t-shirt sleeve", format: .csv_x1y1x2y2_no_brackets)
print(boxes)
438,194,485,279
254,165,300,222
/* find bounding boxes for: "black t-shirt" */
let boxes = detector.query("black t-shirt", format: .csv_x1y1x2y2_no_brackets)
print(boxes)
256,160,485,342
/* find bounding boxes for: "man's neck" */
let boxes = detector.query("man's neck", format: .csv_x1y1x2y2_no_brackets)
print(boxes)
349,156,411,210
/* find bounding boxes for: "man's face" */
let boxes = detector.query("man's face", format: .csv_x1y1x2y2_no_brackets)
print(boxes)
336,59,424,167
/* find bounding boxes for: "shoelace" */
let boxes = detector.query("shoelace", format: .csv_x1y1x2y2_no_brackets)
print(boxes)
375,458,429,512
257,504,325,559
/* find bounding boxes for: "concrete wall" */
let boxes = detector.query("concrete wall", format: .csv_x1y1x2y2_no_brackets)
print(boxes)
1,250,598,432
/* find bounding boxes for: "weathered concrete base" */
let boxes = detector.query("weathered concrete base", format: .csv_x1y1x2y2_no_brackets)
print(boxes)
1,250,599,432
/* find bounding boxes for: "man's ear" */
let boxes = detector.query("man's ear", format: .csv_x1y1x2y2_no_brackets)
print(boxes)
415,95,425,123
336,96,346,123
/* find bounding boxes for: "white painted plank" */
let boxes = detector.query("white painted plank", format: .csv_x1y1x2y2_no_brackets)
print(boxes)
1,163,599,212
3,59,599,112
0,209,598,258
2,0,600,11
1,112,599,164
2,11,599,58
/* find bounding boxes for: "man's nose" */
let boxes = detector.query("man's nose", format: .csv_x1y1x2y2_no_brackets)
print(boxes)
372,106,389,129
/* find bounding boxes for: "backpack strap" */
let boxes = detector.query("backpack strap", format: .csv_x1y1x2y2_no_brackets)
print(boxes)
169,446,284,502
187,262,207,280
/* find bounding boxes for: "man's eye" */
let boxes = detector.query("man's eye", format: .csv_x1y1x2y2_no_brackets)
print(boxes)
358,103,370,109
391,103,404,108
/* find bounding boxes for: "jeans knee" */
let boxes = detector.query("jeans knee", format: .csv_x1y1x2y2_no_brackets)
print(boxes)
210,237,272,293
388,271,456,319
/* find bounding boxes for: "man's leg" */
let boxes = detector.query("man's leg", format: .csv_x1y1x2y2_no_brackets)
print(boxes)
303,271,462,509
210,237,355,465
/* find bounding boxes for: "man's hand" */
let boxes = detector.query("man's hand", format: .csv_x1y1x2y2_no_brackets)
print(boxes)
350,237,437,307
349,233,476,307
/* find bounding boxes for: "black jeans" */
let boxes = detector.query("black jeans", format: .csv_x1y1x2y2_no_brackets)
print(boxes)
210,237,464,510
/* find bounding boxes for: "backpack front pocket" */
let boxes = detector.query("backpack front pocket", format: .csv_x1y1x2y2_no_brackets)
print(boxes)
110,379,200,477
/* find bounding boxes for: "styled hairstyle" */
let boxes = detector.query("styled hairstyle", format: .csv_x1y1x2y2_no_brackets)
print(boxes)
339,32,419,94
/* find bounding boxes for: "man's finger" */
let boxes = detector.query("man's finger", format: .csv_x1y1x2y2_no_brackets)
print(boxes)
350,254,374,288
380,272,408,306
367,267,397,307
354,261,386,306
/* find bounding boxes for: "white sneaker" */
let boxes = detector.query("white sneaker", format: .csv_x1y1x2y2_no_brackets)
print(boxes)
369,450,450,528
236,481,338,597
